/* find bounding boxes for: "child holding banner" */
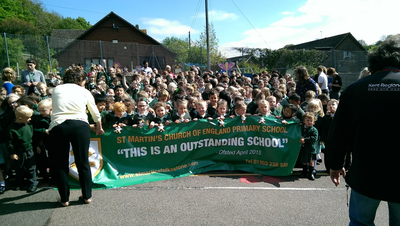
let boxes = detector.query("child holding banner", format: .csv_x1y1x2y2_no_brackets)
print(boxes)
213,99,229,119
132,97,155,128
102,102,131,129
192,100,212,121
152,102,172,128
230,101,248,122
171,99,191,124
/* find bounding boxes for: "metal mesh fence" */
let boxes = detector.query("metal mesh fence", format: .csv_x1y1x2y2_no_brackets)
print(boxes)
1,32,368,88
1,33,174,80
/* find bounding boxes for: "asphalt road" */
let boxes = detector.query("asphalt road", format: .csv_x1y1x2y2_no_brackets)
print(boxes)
0,159,390,226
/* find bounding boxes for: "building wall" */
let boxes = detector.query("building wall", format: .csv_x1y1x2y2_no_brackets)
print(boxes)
335,37,366,51
55,14,175,69
56,40,174,70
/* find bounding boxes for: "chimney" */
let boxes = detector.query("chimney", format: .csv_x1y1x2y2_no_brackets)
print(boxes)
135,24,139,29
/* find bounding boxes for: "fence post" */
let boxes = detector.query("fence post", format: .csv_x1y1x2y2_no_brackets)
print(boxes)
3,32,10,67
46,35,51,72
99,40,103,66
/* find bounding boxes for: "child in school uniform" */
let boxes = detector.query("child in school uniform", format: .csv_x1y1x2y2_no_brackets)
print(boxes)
299,112,319,180
288,93,305,121
152,102,172,129
201,83,213,101
157,89,173,109
102,102,131,129
300,90,316,111
267,95,280,117
256,99,271,117
32,98,52,181
247,89,261,114
36,82,49,100
171,99,191,124
188,96,198,119
192,100,212,121
88,94,107,132
7,105,38,192
213,99,229,119
306,99,324,166
207,89,219,116
86,73,97,91
132,97,155,128
123,97,136,119
230,101,248,123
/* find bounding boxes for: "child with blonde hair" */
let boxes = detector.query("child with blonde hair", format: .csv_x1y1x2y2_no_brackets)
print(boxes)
266,95,280,117
306,98,324,171
33,98,52,181
8,105,38,192
300,90,316,111
171,99,191,124
36,82,48,100
213,99,229,119
192,100,212,121
299,112,319,180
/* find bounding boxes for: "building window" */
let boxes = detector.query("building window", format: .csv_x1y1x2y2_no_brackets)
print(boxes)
84,58,114,68
343,51,352,59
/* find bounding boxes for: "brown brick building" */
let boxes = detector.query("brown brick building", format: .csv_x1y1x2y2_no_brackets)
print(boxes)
52,12,176,70
286,32,368,88
286,32,368,74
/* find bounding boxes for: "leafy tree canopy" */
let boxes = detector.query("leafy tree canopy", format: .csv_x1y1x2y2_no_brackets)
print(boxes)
0,0,91,36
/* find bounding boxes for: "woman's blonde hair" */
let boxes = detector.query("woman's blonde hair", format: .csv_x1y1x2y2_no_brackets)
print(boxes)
2,67,16,81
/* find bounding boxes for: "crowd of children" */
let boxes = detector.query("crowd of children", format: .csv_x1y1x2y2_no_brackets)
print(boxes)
0,64,340,194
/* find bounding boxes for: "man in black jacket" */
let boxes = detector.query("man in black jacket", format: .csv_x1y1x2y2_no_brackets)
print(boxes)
328,36,400,225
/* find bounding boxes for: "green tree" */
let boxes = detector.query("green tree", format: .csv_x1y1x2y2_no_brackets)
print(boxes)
76,17,91,29
0,0,91,36
162,36,189,63
162,23,226,69
237,47,326,75
0,17,37,35
198,23,225,66
0,37,25,69
56,17,91,30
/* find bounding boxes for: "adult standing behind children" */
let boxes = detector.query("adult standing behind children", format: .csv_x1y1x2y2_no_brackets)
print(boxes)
294,66,318,102
2,67,16,94
328,36,400,225
316,66,329,95
20,59,46,95
48,68,104,207
327,67,342,100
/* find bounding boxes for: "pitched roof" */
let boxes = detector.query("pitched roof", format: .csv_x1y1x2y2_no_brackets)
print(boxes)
74,11,162,46
53,11,175,57
49,29,85,49
285,32,365,51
